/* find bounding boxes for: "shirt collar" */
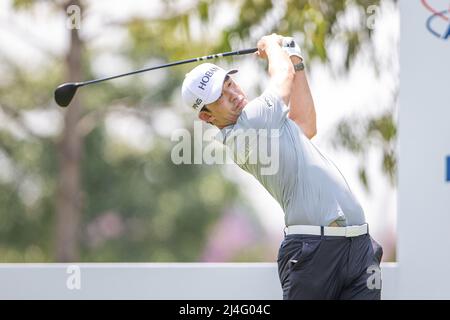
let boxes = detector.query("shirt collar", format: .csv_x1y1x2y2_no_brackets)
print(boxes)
214,124,234,145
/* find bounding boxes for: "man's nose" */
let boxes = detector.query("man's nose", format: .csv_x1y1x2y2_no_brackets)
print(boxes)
226,88,239,102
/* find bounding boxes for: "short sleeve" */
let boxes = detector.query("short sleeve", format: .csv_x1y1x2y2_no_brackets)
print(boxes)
238,86,289,130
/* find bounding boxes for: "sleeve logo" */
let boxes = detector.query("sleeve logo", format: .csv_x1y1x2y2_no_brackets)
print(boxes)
264,97,273,108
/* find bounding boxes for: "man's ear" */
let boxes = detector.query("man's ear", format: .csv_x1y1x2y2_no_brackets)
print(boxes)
199,110,214,124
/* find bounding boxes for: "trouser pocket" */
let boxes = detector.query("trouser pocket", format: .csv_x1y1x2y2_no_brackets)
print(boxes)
277,236,324,300
277,236,322,287
288,239,322,271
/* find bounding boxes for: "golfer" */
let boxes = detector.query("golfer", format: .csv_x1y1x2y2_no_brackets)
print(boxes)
181,33,383,300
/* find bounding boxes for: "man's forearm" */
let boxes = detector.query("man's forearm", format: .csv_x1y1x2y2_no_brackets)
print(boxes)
265,42,295,106
288,56,317,139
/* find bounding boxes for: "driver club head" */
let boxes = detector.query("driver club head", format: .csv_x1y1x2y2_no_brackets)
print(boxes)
54,83,80,107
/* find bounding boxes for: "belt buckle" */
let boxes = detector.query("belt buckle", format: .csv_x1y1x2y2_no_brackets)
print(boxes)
345,225,361,237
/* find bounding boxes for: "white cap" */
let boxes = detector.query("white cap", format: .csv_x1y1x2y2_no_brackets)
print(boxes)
181,63,238,114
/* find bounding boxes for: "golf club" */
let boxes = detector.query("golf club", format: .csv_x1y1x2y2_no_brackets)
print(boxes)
54,47,258,107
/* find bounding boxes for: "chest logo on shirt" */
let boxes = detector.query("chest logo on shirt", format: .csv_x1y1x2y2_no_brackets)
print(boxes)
264,97,273,108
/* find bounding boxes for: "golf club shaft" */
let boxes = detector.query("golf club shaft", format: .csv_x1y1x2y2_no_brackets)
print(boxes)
79,48,258,87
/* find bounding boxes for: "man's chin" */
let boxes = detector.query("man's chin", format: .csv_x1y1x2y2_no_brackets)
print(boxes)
228,113,241,125
237,101,247,113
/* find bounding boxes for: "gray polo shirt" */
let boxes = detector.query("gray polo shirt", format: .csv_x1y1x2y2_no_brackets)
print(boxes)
215,87,366,227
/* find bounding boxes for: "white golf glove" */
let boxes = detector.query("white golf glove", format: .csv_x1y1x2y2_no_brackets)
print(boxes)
282,36,304,61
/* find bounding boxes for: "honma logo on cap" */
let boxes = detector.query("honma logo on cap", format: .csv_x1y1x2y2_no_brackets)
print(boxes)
197,66,220,91
190,66,220,110
182,63,234,113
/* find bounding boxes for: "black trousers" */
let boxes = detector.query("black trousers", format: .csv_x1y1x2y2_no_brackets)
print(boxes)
277,232,383,300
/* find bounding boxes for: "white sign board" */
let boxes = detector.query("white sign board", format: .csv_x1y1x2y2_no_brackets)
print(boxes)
398,0,450,299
